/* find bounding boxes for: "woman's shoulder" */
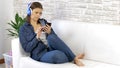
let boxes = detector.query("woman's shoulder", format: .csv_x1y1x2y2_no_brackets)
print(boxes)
20,22,30,30
22,22,31,26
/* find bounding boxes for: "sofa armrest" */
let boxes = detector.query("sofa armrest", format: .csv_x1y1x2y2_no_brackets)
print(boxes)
12,38,22,68
12,38,29,68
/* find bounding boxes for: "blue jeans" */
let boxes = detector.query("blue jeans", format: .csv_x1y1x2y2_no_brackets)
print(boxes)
40,34,75,64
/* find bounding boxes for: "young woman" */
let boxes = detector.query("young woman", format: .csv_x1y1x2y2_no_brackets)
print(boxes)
19,2,84,66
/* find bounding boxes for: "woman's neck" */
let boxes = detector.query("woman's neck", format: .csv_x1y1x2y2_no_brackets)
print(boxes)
30,19,41,32
30,19,37,26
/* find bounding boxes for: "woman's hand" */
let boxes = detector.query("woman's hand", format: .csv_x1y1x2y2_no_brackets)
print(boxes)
42,24,51,34
36,27,42,39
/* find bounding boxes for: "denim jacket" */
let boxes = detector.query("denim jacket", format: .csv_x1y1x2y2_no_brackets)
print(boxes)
19,19,56,61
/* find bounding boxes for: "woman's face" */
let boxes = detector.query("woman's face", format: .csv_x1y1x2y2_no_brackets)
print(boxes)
31,8,42,22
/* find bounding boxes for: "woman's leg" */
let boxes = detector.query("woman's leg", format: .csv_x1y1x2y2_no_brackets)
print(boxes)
47,34,75,61
40,50,68,64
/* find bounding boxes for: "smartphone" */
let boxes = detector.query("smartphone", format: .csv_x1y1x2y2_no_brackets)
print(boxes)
46,23,51,26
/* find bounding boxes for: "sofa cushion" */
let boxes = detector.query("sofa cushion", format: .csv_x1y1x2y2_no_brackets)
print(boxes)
19,57,120,68
19,57,79,68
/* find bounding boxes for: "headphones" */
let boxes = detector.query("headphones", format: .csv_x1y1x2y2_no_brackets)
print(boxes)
27,3,32,15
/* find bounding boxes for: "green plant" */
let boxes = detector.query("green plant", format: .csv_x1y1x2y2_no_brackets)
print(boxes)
7,13,25,38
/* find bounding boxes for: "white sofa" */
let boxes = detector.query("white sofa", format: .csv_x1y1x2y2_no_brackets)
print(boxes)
12,19,120,68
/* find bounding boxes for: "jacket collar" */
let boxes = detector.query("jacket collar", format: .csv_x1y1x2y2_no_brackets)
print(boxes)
24,19,46,26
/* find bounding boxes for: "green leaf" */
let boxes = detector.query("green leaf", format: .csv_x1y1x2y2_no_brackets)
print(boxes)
8,22,17,30
15,13,19,25
7,29,18,37
7,13,25,38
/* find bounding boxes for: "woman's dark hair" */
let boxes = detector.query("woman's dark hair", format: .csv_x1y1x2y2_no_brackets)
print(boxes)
26,2,43,23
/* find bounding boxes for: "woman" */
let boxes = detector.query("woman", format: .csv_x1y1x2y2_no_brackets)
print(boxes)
19,2,84,66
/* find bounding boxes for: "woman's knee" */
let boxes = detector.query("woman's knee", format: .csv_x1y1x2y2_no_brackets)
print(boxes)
40,50,68,64
53,50,69,63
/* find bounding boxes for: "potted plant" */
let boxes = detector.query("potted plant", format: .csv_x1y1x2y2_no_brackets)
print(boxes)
7,13,25,38
3,13,25,68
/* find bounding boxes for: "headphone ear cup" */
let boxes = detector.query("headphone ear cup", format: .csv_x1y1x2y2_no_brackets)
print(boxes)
27,8,31,15
27,3,32,15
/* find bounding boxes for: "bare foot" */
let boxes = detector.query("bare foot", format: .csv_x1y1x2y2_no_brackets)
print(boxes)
74,54,85,66
74,57,84,66
77,54,84,59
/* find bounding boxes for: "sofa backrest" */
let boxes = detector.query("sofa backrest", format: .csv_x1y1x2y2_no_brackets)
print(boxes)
51,19,120,65
52,20,87,55
84,23,120,66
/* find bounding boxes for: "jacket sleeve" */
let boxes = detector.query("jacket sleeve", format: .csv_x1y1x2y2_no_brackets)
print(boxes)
19,25,39,53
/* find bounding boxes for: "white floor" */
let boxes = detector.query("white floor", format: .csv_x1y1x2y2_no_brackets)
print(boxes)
0,64,5,68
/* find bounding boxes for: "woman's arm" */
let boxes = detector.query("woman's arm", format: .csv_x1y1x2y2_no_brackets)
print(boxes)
19,25,39,53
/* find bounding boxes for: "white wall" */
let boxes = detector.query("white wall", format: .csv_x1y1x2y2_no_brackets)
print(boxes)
0,1,4,58
0,0,14,58
14,0,120,24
